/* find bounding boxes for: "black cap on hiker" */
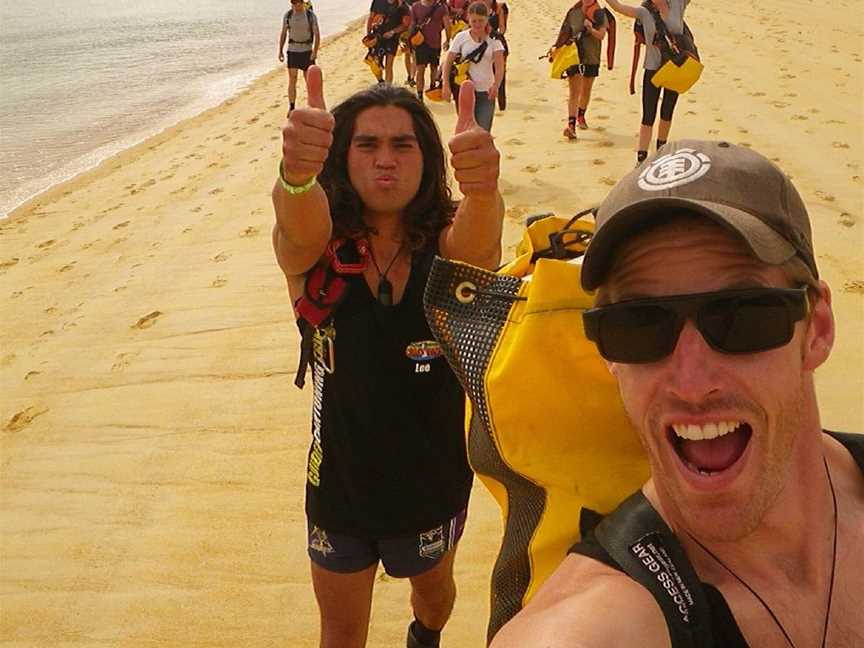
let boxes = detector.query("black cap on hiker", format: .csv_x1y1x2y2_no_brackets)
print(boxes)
581,140,819,291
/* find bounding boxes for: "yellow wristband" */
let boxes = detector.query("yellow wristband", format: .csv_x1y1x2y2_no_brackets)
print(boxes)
278,160,317,195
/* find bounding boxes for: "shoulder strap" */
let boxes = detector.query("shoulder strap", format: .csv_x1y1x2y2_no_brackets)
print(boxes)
827,430,864,473
465,39,489,63
594,492,716,648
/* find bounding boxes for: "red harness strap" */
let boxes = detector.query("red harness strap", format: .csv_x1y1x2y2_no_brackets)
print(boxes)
293,238,369,388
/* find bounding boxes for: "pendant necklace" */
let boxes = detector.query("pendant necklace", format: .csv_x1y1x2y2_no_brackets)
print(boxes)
685,457,838,648
369,242,404,306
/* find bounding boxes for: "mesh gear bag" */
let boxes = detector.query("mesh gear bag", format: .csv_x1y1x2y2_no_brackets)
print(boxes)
424,214,650,642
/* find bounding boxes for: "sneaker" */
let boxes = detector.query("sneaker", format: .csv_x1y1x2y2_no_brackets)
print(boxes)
563,125,578,140
577,115,588,130
407,77,416,87
406,624,438,648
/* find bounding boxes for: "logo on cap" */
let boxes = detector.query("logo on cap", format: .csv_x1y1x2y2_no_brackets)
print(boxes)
638,148,712,191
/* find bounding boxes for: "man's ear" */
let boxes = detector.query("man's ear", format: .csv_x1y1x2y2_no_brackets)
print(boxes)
802,280,835,371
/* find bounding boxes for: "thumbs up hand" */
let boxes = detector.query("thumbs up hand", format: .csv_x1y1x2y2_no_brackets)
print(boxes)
280,65,335,187
448,81,500,198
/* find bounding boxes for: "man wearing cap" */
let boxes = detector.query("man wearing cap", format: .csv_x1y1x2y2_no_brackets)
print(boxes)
491,141,863,648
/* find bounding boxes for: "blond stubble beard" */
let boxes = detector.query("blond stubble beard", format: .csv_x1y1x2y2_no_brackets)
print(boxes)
633,378,806,543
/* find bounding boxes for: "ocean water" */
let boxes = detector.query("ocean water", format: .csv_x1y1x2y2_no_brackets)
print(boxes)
0,0,364,217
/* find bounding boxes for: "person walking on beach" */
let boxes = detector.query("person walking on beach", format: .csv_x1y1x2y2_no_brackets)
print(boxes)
553,0,609,140
409,0,451,102
441,2,505,132
491,140,864,648
272,66,504,648
606,0,688,165
402,0,420,86
368,0,412,84
278,0,321,114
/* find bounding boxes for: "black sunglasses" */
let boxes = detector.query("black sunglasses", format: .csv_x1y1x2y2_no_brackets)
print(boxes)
582,287,810,364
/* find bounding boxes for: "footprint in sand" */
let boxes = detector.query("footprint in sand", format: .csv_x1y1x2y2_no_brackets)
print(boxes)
505,155,516,160
843,280,864,294
1,353,16,367
838,213,856,227
832,142,850,149
212,277,228,288
5,406,49,433
212,252,230,263
247,116,260,125
234,140,247,146
599,177,616,186
596,141,614,148
111,352,136,372
505,138,524,146
240,226,259,237
132,311,163,330
37,239,56,249
592,159,606,166
182,227,193,234
814,191,835,202
113,221,130,230
209,188,224,195
24,371,41,381
58,263,76,273
791,115,808,121
0,258,20,271
522,165,539,173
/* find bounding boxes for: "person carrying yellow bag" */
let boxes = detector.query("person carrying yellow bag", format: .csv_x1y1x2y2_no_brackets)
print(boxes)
550,2,616,140
606,0,696,166
424,212,650,643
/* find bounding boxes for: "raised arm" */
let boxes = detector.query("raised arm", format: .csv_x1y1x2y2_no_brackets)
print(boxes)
439,82,503,269
272,66,335,279
605,0,641,20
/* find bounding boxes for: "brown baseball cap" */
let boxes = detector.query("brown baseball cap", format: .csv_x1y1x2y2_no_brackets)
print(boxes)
581,140,819,291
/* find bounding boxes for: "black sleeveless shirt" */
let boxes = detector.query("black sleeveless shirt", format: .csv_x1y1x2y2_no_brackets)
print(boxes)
569,431,864,647
304,243,472,539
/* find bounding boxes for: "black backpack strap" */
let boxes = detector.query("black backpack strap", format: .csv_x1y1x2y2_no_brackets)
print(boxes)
593,492,715,648
826,430,864,473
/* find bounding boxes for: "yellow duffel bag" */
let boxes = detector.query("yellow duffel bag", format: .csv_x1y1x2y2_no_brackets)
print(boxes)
424,214,650,643
549,42,580,79
651,53,704,94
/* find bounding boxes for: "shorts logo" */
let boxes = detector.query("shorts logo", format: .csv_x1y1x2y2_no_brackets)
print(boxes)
309,526,335,556
638,148,711,191
419,526,446,559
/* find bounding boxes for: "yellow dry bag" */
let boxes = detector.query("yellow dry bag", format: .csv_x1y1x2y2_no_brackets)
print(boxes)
651,54,704,94
424,214,650,643
549,42,580,79
364,52,383,81
448,19,468,39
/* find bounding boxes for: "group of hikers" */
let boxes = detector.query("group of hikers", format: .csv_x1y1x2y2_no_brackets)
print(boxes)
273,2,863,648
279,0,696,164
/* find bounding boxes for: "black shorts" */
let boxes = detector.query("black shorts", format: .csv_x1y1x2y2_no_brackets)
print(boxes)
414,43,441,66
566,63,600,78
286,50,313,71
307,508,467,577
380,36,400,57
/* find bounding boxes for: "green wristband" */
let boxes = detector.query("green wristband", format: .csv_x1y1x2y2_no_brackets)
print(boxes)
278,160,317,195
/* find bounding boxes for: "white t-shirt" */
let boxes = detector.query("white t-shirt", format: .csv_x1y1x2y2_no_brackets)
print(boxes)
448,30,504,91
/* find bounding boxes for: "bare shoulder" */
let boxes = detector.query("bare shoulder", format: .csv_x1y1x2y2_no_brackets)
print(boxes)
490,554,671,648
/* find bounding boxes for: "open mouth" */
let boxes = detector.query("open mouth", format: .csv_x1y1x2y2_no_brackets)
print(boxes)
668,421,752,476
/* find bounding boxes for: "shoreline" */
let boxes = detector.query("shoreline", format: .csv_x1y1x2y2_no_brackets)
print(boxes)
4,15,368,222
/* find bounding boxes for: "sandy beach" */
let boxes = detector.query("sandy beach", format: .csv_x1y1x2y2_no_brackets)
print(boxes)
1,1,862,645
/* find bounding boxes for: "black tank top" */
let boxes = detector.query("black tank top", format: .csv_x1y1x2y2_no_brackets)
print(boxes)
304,243,472,538
569,431,864,647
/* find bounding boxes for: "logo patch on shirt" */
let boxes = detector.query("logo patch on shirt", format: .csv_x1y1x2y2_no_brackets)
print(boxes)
405,340,444,362
637,148,711,191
